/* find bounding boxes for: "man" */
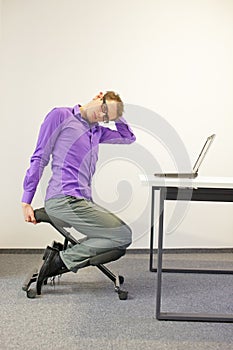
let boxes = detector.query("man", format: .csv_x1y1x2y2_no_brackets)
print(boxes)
21,91,136,288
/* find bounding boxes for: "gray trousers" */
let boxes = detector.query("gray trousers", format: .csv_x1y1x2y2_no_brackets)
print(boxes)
45,196,132,272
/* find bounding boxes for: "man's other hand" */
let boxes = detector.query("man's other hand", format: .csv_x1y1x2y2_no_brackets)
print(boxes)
22,203,37,224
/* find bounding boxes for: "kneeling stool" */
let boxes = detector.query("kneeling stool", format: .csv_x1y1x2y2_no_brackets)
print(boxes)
22,207,128,300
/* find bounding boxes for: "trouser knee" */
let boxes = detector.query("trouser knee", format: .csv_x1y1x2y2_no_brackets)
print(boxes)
120,225,132,248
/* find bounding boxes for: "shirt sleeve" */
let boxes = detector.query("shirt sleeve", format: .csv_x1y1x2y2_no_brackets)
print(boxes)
99,116,136,144
21,108,65,204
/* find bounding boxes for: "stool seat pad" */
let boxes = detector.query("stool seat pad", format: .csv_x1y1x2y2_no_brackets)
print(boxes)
34,207,71,227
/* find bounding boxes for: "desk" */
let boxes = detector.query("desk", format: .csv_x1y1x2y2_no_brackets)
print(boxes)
140,175,233,322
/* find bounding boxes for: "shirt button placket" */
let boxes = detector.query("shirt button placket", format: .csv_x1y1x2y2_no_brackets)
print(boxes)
89,129,93,186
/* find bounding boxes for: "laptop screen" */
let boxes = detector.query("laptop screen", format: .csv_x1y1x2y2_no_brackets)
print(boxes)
192,134,216,173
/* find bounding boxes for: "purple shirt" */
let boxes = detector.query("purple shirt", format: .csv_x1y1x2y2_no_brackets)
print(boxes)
22,105,136,204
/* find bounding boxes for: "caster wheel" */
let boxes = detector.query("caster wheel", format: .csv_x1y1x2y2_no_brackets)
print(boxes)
119,275,124,285
27,289,37,299
118,290,128,300
22,269,38,291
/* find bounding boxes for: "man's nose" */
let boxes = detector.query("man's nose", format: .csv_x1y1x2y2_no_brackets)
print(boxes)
98,112,105,120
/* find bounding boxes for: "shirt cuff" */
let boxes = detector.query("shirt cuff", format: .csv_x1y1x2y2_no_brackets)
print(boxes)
21,191,35,204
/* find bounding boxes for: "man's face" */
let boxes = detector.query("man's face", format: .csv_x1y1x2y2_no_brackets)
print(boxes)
85,99,119,124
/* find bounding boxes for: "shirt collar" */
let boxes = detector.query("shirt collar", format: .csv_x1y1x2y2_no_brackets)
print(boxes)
73,104,88,126
73,104,99,128
73,104,82,118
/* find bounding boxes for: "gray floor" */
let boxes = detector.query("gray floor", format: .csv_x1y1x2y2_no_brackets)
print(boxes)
0,251,233,350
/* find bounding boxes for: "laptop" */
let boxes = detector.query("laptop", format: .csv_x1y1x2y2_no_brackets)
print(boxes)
154,134,216,179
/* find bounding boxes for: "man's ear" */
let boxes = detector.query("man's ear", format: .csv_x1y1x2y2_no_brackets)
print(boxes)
92,92,104,100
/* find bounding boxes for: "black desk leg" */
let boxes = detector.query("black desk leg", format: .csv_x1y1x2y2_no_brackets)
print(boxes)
149,187,155,272
155,188,166,319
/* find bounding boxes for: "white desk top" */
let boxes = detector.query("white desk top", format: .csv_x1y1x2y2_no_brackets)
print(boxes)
139,175,233,189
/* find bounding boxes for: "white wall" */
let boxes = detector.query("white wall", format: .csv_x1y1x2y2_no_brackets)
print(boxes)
1,0,233,248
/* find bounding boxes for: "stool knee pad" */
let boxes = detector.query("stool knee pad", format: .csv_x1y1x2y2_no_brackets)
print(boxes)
89,249,126,266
